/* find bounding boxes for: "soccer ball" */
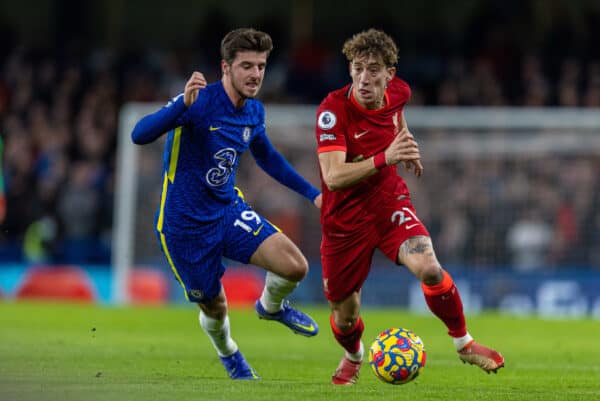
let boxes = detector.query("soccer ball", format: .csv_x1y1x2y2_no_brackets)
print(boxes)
368,327,426,385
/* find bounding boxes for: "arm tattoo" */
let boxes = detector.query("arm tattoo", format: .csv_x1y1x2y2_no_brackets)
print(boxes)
400,236,434,257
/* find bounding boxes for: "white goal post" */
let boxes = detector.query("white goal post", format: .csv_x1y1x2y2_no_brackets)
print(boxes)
113,105,600,303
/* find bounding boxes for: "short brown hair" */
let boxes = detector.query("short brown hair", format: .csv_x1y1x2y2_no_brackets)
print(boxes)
220,28,273,64
342,29,398,67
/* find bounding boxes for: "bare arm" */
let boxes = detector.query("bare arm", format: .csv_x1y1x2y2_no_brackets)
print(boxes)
319,128,421,191
319,151,379,191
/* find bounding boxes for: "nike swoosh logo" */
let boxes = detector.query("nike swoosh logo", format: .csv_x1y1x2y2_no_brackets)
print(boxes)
293,322,316,332
354,130,369,139
209,126,221,131
405,223,419,230
253,225,264,236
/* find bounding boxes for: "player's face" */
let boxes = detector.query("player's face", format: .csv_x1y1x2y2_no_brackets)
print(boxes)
349,54,395,110
223,51,267,101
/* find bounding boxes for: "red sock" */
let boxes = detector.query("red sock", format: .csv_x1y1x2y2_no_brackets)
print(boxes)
421,270,467,338
330,314,364,354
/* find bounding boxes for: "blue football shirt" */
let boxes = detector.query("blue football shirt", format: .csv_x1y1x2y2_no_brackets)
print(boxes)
132,81,319,236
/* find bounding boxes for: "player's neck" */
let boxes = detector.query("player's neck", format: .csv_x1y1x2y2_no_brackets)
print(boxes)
350,88,388,112
222,77,247,108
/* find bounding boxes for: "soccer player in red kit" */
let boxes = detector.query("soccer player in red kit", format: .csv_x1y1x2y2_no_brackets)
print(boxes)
315,29,504,385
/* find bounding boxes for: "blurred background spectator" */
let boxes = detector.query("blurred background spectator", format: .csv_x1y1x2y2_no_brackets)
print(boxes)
0,0,599,271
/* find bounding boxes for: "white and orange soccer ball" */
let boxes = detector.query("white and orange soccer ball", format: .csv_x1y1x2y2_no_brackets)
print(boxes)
368,327,426,385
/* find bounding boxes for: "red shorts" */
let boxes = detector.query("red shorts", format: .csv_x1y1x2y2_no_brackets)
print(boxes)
320,198,429,302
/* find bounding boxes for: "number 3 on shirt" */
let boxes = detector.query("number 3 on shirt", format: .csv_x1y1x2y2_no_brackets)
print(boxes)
206,147,237,186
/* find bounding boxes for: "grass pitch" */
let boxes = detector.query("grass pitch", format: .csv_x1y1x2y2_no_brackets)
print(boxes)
1,301,598,401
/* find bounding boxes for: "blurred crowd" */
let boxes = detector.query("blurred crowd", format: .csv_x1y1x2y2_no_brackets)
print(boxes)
404,152,600,271
0,27,599,269
230,129,600,272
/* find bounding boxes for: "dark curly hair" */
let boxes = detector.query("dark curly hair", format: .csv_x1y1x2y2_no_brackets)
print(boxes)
220,28,273,64
342,29,398,68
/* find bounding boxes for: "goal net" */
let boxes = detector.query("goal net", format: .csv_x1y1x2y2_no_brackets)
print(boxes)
114,105,600,305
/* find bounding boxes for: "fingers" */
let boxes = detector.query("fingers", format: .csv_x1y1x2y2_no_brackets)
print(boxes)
187,71,207,86
402,160,424,177
391,131,419,151
413,159,424,177
385,133,421,166
184,71,207,106
396,127,414,140
313,194,323,209
185,72,207,92
388,125,423,176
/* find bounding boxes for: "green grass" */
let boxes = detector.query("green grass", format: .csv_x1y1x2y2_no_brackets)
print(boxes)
1,301,598,401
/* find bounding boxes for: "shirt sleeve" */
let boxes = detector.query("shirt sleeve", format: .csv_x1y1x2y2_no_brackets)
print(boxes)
315,99,347,154
392,77,412,107
131,94,192,145
250,128,320,202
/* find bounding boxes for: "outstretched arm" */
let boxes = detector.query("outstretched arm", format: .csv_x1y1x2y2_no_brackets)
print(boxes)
250,133,320,204
131,72,207,144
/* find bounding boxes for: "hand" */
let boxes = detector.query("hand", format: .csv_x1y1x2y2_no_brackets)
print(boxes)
392,114,423,176
184,71,207,107
403,159,424,177
313,194,322,209
384,128,421,166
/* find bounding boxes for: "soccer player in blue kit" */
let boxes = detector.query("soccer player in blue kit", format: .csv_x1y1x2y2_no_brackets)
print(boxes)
131,28,322,380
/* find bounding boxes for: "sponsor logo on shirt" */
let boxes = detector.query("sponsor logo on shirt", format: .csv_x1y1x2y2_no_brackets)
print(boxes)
253,224,264,236
354,130,369,139
320,133,336,141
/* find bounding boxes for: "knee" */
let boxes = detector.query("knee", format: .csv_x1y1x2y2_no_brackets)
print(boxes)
209,309,228,321
286,255,308,282
340,316,359,331
199,298,228,320
331,295,361,331
333,312,359,332
418,264,444,286
200,308,227,321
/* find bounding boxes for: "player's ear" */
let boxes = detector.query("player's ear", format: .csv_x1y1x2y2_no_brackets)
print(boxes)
387,66,396,80
221,60,229,76
385,67,395,88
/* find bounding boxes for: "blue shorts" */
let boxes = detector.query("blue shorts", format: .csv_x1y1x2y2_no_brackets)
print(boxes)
157,196,279,303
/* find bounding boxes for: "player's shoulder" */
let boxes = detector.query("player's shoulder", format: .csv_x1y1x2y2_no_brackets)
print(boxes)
202,81,227,107
318,84,350,110
185,81,221,114
388,76,411,103
316,84,351,128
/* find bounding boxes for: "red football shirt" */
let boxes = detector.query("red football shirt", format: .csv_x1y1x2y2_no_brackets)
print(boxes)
315,76,412,234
